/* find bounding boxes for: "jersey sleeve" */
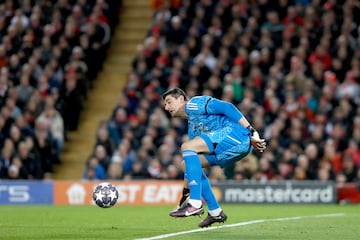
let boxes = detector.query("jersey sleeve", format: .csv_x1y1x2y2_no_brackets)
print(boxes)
206,98,243,123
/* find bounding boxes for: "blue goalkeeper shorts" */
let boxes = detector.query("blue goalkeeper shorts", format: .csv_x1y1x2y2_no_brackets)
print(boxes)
200,125,252,168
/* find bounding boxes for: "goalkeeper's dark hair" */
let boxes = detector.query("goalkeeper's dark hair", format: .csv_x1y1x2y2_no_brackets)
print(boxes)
162,87,189,101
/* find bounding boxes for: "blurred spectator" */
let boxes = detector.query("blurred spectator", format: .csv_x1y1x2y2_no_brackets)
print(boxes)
83,155,106,181
147,157,162,179
124,160,148,180
36,96,64,161
8,154,29,180
0,146,12,178
15,74,34,109
106,160,123,180
95,126,116,156
341,153,358,182
34,119,56,174
17,140,41,179
208,166,226,183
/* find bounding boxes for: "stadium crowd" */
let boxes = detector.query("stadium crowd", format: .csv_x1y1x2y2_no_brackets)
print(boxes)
0,0,121,180
83,0,360,186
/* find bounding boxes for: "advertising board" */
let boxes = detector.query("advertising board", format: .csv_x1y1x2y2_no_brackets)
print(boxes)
0,180,339,205
53,181,183,205
212,181,336,204
0,181,53,204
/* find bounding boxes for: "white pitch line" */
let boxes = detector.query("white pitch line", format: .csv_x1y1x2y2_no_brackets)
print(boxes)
134,213,345,240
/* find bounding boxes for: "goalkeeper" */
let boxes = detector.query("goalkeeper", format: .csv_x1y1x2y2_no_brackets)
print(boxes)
162,88,266,228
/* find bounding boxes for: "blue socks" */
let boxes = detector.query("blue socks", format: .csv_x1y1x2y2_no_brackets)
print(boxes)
182,150,220,211
182,150,202,201
201,171,220,211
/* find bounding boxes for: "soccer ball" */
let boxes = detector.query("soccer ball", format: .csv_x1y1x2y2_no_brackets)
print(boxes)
92,182,119,208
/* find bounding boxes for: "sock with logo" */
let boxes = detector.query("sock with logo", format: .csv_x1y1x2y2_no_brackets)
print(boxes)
182,150,202,207
200,171,221,215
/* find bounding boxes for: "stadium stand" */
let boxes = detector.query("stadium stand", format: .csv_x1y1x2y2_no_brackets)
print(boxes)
0,0,122,180
57,0,152,179
83,0,360,185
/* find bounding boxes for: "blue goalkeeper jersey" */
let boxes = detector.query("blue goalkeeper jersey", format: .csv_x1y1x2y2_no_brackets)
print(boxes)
185,96,250,140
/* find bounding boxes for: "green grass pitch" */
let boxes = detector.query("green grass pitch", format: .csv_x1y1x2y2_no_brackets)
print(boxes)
0,204,359,240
